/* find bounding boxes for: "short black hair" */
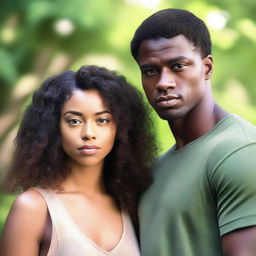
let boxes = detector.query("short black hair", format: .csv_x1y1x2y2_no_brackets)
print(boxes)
130,8,211,60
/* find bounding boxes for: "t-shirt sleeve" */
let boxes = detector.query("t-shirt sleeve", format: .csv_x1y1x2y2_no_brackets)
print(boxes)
210,143,256,236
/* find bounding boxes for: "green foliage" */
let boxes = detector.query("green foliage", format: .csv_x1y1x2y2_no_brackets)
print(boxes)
0,193,16,233
0,0,256,231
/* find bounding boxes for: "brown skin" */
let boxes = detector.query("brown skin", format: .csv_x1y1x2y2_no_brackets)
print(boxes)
0,190,50,256
0,90,123,256
136,35,256,255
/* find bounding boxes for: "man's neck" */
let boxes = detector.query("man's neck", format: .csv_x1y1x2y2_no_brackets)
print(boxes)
168,95,228,150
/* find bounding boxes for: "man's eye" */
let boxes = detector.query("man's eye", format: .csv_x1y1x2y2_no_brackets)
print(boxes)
67,119,82,125
97,118,110,124
142,69,158,77
173,63,188,71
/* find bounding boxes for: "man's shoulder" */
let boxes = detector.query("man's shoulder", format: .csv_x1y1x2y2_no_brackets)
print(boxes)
207,114,256,170
154,114,256,170
211,114,256,148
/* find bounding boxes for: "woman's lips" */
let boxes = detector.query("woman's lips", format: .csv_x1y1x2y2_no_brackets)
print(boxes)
78,145,100,155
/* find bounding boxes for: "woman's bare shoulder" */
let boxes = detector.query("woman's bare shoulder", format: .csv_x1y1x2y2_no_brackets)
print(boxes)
12,189,47,213
0,189,49,256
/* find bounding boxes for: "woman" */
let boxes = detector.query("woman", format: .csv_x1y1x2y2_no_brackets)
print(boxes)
0,65,157,256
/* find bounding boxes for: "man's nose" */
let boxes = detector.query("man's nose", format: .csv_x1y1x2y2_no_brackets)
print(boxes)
81,122,96,141
155,68,176,91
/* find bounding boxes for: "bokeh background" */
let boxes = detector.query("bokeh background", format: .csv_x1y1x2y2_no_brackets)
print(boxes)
0,0,256,233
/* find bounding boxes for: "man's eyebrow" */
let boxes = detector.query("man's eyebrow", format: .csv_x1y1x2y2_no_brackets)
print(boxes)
139,64,156,69
167,56,189,63
140,56,190,69
63,110,111,116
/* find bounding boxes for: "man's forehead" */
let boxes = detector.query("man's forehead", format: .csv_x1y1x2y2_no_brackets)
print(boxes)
137,35,197,59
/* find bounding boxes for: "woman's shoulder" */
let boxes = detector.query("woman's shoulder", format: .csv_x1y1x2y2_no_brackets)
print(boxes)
7,189,47,233
0,189,50,254
13,188,48,213
6,188,49,233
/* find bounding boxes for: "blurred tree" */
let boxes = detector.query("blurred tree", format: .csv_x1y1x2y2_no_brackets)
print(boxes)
0,0,256,231
0,0,125,172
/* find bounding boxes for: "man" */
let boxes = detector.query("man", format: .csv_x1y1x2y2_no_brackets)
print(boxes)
130,8,256,256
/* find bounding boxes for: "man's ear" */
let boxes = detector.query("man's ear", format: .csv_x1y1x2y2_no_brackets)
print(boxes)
203,55,213,80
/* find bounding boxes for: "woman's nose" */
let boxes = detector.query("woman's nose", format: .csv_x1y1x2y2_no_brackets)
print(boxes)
81,122,96,141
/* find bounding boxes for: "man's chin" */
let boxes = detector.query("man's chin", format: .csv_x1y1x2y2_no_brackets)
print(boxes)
156,108,187,121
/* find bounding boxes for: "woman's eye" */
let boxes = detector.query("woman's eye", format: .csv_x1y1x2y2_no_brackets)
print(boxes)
67,119,82,125
97,117,110,124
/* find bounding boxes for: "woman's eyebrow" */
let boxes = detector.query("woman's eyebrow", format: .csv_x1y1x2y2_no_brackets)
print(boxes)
63,110,82,116
95,110,111,116
63,110,112,116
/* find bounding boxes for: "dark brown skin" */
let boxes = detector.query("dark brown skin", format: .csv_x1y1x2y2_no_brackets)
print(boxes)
222,227,256,256
137,35,256,255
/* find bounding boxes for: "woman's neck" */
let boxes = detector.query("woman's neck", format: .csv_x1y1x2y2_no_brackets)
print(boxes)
60,163,106,196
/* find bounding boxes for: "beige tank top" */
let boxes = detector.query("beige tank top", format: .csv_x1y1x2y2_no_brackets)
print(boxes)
33,187,141,256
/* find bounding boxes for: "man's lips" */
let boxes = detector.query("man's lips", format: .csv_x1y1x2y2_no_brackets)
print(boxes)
155,94,180,108
78,145,100,155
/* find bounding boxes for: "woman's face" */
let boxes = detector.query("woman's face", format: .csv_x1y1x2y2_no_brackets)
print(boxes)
60,89,117,170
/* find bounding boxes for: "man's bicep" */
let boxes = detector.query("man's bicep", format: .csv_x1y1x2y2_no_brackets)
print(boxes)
222,226,256,256
212,144,256,235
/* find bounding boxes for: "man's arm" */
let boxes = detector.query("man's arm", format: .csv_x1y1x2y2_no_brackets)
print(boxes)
209,143,256,255
222,226,256,256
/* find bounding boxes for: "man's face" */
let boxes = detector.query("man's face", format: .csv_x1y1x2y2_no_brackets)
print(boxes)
137,35,213,121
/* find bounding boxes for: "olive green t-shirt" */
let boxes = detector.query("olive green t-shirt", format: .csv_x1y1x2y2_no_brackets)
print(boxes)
139,114,256,256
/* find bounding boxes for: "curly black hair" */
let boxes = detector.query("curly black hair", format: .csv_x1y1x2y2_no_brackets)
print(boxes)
4,65,157,225
130,8,211,60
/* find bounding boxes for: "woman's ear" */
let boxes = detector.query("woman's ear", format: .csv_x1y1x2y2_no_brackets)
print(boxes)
203,55,213,80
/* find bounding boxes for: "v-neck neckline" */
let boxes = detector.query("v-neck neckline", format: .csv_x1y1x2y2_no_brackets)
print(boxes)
51,190,125,254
